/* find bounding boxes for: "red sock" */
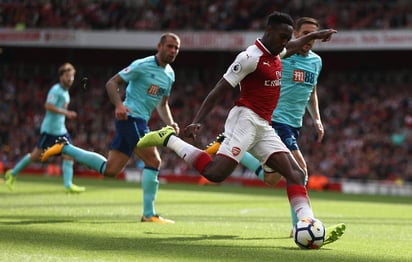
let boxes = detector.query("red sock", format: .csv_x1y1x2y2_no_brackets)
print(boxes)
193,152,212,173
287,184,307,200
287,184,313,220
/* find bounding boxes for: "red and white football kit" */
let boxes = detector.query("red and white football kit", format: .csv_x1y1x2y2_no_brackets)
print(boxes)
218,39,290,163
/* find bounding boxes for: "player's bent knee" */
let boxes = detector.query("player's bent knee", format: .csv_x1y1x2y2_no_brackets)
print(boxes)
103,167,122,178
264,172,282,186
144,159,161,169
296,169,306,185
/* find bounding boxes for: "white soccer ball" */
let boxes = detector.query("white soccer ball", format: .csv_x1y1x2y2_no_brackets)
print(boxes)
292,217,325,249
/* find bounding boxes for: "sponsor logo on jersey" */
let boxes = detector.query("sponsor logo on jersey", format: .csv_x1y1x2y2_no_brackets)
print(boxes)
293,69,315,84
264,70,282,87
147,84,160,95
264,79,281,87
293,70,305,82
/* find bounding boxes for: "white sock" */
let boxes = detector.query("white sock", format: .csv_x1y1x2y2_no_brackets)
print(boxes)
167,136,203,163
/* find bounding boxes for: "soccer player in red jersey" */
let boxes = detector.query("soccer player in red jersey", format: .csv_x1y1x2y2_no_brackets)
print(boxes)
137,12,336,226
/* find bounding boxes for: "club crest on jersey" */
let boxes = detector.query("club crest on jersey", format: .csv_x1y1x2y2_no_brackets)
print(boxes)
231,146,241,156
231,63,242,73
147,84,160,95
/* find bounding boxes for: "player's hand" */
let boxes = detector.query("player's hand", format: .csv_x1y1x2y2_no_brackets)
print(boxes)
314,120,324,143
183,123,202,143
170,122,180,136
66,110,77,119
115,103,131,120
315,29,337,42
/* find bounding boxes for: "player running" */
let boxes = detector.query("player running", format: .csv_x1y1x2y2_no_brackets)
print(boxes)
4,63,85,193
41,33,180,224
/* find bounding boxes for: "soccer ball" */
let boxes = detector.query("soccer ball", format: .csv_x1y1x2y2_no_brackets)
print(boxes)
293,217,325,249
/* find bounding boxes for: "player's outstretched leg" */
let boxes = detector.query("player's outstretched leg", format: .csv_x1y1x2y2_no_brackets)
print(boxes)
42,137,107,176
323,223,346,245
41,137,69,162
137,126,176,148
197,133,226,185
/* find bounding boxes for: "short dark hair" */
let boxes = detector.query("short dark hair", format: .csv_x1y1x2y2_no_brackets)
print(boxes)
295,17,320,31
58,62,75,76
159,32,180,44
266,11,293,27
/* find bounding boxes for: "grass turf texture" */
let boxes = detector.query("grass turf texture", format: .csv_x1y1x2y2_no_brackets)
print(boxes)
0,175,411,262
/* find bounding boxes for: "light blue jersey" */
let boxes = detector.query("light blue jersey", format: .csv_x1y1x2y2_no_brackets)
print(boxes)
272,50,322,128
119,55,174,121
41,84,69,135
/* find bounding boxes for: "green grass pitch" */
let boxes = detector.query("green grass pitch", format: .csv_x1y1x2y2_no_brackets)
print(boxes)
1,175,411,262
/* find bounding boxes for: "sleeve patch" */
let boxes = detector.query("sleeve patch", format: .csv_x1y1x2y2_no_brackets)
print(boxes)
231,63,242,73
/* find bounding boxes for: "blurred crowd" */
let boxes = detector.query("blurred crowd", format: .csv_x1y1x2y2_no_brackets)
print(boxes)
1,0,412,31
0,63,411,183
0,0,411,184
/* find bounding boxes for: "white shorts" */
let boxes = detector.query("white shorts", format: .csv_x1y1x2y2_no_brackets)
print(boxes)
217,106,289,163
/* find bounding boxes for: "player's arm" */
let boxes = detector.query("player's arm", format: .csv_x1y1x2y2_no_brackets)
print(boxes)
283,29,337,58
185,51,255,139
306,85,324,143
106,74,125,107
156,96,179,135
106,74,130,120
44,102,77,119
193,51,255,125
183,78,233,140
192,77,232,124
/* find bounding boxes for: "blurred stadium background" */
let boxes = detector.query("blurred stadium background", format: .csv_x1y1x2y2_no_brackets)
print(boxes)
0,0,411,195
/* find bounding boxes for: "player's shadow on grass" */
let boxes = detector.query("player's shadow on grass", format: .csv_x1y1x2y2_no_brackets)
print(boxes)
144,231,289,241
140,232,326,252
146,232,336,251
0,219,75,225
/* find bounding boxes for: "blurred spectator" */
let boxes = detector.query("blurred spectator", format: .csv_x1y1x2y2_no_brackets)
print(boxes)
0,62,411,183
1,0,411,182
1,0,412,31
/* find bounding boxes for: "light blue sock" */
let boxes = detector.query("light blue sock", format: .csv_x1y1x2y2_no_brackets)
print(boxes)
11,154,32,177
290,207,299,226
62,159,74,188
141,167,159,218
240,152,264,181
62,145,107,174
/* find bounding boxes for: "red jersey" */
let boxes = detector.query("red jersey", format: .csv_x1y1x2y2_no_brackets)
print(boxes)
223,39,284,122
